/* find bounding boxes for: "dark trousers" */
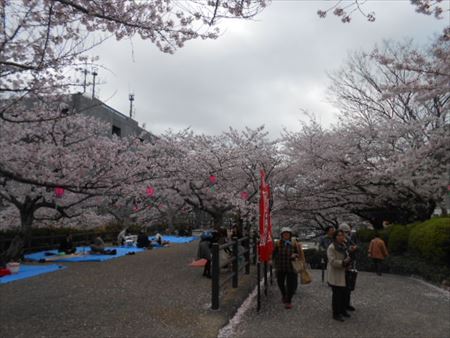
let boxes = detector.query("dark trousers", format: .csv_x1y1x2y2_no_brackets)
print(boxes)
372,258,383,275
343,287,351,308
276,271,298,303
331,285,346,316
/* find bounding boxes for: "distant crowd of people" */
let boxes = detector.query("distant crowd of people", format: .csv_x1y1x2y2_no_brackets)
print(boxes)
56,227,189,257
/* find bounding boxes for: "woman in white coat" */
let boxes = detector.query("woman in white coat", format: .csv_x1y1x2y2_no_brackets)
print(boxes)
327,229,352,322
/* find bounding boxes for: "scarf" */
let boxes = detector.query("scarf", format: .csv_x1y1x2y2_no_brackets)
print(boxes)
334,241,348,258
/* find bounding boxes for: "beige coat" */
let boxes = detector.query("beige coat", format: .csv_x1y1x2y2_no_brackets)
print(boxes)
327,243,346,287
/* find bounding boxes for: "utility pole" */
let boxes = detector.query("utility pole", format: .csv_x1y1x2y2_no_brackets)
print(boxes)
82,68,88,93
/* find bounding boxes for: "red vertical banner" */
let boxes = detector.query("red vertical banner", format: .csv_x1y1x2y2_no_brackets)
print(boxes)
259,170,273,262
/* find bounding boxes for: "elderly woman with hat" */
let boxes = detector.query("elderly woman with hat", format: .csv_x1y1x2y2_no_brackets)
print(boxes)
339,223,357,312
272,226,304,309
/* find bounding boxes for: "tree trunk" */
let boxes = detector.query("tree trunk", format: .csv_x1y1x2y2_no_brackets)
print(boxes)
20,207,34,249
167,212,175,233
0,235,24,266
1,203,34,264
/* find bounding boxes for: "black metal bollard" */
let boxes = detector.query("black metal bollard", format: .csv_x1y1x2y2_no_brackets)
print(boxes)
211,243,220,310
321,257,325,283
269,264,273,285
264,262,268,296
244,237,250,274
232,237,238,288
257,261,261,312
253,233,258,265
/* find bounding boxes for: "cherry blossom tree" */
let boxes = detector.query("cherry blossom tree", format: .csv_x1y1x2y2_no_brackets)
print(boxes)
317,0,449,25
1,0,269,123
144,127,279,230
0,101,155,252
279,38,449,229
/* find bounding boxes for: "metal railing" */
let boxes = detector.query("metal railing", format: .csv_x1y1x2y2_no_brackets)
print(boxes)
211,234,258,310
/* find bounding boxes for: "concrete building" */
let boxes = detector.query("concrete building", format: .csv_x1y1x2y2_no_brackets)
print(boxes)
71,93,155,142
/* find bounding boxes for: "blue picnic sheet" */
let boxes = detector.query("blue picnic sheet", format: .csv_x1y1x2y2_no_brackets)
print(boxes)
149,235,197,244
24,246,145,262
0,264,65,285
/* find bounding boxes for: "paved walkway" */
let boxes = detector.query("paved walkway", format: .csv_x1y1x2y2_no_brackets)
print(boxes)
226,270,450,338
1,241,255,338
3,246,449,338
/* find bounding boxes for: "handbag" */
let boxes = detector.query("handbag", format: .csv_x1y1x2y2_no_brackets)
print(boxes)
345,269,358,291
300,267,312,284
291,258,304,274
292,259,312,284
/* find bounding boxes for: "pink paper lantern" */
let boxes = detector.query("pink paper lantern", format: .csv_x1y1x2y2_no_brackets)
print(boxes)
54,187,64,198
146,186,155,197
209,175,217,184
240,191,249,200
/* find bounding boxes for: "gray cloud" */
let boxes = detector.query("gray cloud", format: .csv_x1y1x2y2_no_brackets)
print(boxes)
90,1,447,137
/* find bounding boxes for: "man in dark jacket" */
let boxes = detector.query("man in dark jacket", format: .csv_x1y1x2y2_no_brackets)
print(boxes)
58,234,76,254
137,231,152,249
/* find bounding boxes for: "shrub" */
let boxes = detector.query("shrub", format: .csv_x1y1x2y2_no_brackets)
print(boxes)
409,216,450,265
388,225,410,254
356,228,375,243
385,254,450,284
354,242,372,271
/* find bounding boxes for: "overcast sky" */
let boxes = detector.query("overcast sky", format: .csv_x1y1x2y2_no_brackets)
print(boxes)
89,1,448,137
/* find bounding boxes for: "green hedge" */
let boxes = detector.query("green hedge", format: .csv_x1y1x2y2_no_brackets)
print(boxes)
409,216,450,265
385,254,450,284
356,228,375,243
388,225,410,254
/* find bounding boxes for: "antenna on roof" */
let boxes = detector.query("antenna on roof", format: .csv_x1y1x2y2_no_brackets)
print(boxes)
129,93,135,119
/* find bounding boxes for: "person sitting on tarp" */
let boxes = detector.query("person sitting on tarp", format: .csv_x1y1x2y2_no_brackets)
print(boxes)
117,227,128,246
155,233,163,245
58,234,76,254
137,231,152,249
154,233,170,246
90,236,116,255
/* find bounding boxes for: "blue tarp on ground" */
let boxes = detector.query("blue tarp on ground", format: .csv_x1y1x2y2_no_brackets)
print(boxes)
0,264,65,285
24,246,145,262
149,235,197,244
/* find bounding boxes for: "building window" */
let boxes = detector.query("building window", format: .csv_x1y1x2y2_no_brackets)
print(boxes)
112,125,121,137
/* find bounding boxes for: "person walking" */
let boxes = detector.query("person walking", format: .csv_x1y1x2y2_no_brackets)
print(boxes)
272,227,304,309
368,233,389,276
197,232,214,278
319,226,335,262
327,229,352,322
319,226,335,251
